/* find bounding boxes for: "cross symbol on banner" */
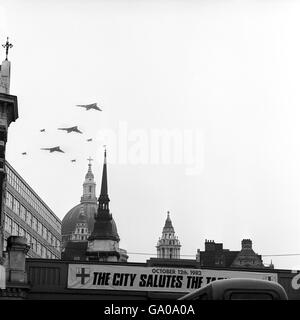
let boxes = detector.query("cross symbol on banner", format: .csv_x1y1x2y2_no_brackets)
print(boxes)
76,267,90,285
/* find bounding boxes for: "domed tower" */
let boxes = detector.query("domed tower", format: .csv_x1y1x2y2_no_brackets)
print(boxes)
61,158,98,248
86,149,124,262
156,211,181,259
81,157,97,203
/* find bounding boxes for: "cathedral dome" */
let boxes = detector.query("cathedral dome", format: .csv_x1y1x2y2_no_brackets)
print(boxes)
62,152,124,261
62,202,97,241
62,202,120,242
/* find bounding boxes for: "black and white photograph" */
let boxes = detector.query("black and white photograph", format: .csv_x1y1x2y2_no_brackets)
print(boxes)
0,0,300,307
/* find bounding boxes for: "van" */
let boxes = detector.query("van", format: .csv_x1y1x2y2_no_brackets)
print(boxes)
178,278,288,300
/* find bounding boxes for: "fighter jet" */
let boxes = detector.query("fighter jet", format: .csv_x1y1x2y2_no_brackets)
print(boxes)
40,146,65,153
86,138,93,142
76,103,102,111
57,126,83,134
21,152,27,155
40,129,46,132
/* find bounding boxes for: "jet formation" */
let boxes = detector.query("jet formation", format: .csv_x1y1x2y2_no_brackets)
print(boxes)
30,102,103,160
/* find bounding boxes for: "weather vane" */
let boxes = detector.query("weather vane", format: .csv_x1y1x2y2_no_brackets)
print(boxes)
2,37,13,60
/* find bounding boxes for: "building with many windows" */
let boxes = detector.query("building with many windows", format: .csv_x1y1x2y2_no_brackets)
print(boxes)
3,161,61,259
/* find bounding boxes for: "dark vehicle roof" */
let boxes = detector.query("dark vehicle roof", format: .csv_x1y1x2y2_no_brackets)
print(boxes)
179,278,288,300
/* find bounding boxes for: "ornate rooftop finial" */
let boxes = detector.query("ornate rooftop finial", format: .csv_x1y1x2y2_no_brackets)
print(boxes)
2,37,13,60
87,156,93,170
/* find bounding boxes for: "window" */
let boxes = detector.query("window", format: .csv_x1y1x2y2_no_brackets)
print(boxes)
47,231,51,243
6,192,13,209
229,292,273,300
4,215,9,232
26,211,32,226
19,226,25,237
11,221,18,235
41,246,46,258
42,226,47,239
37,221,42,235
13,198,20,215
36,242,41,256
20,205,26,220
3,239,7,252
5,216,12,233
32,216,37,230
31,237,37,252
25,232,31,246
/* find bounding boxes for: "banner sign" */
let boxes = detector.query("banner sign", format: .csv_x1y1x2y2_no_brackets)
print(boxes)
0,265,5,290
67,264,278,292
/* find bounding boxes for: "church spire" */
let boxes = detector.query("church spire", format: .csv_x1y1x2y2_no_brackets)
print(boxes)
97,147,110,212
88,148,120,242
99,148,108,203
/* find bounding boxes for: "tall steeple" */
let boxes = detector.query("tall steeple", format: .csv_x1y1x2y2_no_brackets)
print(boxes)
156,211,181,259
80,157,97,204
98,149,109,211
89,149,119,241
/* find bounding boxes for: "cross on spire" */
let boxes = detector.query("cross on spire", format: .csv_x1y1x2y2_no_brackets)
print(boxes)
2,37,13,60
87,156,93,166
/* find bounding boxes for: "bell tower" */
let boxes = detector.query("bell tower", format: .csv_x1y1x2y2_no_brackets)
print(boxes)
86,149,122,262
156,211,181,259
80,157,97,204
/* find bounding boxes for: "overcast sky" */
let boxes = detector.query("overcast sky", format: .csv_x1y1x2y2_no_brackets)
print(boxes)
1,0,300,269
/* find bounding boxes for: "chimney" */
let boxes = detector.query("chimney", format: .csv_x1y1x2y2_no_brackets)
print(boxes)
241,239,252,250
